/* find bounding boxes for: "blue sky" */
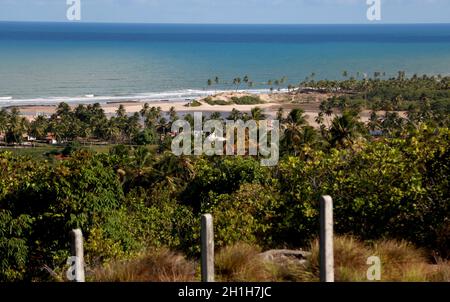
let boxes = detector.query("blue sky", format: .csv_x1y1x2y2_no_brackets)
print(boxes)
0,0,449,24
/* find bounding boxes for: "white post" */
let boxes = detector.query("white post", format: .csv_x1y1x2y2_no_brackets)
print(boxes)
320,196,334,282
70,228,85,282
201,214,214,282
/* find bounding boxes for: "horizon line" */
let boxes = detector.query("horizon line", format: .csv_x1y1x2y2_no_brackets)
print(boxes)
1,20,450,26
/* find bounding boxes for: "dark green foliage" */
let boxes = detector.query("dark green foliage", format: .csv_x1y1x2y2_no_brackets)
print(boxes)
62,141,81,156
133,128,157,145
231,95,264,105
204,98,230,106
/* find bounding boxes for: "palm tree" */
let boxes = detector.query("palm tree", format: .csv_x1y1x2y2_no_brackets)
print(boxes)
214,76,220,93
315,112,325,127
152,154,195,192
280,109,308,156
287,108,307,126
207,79,213,90
116,105,127,118
329,111,362,148
140,103,150,118
0,109,8,142
267,80,273,93
56,102,71,117
169,106,178,122
243,75,249,85
29,115,49,140
6,108,28,143
210,112,222,121
274,80,280,91
227,108,242,121
250,107,266,121
233,77,241,91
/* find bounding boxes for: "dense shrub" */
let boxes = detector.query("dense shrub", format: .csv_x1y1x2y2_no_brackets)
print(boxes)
231,95,264,105
278,126,449,252
204,184,280,249
0,151,130,281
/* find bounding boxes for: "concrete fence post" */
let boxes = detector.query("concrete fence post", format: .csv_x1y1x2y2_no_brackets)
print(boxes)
69,228,85,282
201,214,214,282
320,195,334,282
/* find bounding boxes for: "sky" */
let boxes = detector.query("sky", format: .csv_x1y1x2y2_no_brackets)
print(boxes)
0,0,449,24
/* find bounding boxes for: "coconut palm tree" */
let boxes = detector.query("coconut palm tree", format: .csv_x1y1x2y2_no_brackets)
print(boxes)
214,76,220,93
250,107,266,121
207,79,213,90
227,108,242,121
274,80,280,91
210,112,222,121
0,109,8,142
6,108,28,143
329,111,362,148
233,77,241,91
169,106,178,122
140,103,150,118
267,80,273,93
243,75,249,85
29,115,49,140
280,109,308,156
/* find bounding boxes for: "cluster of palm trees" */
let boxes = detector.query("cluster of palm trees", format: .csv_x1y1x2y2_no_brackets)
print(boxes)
0,108,29,143
206,75,290,93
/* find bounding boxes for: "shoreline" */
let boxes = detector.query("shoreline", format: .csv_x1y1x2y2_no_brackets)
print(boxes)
7,91,391,129
15,93,386,128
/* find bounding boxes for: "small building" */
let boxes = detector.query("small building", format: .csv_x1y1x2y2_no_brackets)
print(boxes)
46,133,57,145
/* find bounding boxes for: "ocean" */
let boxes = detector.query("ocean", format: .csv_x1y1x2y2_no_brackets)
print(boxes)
0,22,449,106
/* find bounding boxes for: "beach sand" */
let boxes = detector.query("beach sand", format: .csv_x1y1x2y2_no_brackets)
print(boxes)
13,91,394,128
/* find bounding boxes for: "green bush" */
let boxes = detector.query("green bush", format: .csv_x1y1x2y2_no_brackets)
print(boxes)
0,150,131,281
204,184,280,249
204,98,230,106
277,126,449,251
231,95,264,105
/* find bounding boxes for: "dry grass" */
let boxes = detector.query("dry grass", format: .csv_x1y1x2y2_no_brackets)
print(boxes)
215,243,273,282
306,236,450,282
89,238,450,282
91,248,196,282
305,236,371,281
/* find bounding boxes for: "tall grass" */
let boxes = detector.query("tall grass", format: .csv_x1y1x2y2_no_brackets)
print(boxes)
91,248,196,282
90,237,450,282
215,243,272,282
306,236,450,282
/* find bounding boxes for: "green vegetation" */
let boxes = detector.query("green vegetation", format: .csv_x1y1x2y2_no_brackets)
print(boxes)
0,73,449,282
203,95,264,106
231,95,264,105
184,100,202,107
204,97,230,106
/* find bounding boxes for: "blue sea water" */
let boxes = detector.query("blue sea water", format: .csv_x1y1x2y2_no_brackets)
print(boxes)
0,22,449,105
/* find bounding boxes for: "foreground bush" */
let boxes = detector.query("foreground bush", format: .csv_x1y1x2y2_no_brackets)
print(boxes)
278,126,449,254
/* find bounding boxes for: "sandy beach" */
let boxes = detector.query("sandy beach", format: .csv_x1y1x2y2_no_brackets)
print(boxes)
12,91,391,128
